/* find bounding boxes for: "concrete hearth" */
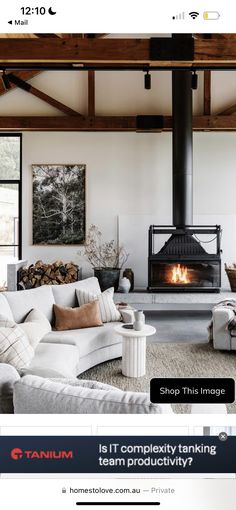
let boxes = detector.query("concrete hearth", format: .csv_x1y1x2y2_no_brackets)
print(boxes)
114,289,236,311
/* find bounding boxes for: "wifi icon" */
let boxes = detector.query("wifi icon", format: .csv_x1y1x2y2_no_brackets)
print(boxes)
189,11,199,19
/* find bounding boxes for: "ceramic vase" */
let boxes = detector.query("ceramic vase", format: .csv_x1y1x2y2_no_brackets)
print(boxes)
119,277,131,293
94,268,120,291
133,310,145,331
123,268,134,291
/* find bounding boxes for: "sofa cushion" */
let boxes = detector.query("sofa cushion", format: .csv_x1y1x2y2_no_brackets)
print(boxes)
19,308,52,349
76,287,121,323
53,301,103,331
228,335,236,350
0,318,34,370
20,342,79,378
51,277,101,308
13,375,167,414
0,294,14,322
40,335,77,347
42,321,121,359
51,378,123,392
3,285,55,324
0,363,20,413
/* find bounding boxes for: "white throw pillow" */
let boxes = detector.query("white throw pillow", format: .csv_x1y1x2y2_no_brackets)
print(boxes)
19,308,52,349
0,317,34,370
0,315,14,327
76,287,121,323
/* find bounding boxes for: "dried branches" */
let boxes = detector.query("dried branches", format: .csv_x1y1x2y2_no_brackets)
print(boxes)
78,224,129,269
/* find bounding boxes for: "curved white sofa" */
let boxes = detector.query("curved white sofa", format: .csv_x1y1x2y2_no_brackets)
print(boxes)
0,277,123,378
0,278,227,414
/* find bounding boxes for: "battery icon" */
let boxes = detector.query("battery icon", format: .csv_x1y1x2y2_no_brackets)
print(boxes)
203,11,220,20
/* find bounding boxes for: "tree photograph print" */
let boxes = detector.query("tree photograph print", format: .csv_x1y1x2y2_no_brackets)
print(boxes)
32,164,86,245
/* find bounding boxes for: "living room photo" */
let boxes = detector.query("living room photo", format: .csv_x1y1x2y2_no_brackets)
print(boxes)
0,33,236,415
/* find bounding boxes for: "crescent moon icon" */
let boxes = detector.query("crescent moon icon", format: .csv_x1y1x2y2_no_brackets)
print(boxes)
48,7,57,15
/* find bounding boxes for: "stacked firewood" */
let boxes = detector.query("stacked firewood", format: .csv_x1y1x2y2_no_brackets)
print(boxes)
18,260,79,289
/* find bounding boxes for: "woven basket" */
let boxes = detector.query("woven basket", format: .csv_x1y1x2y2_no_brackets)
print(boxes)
225,263,236,292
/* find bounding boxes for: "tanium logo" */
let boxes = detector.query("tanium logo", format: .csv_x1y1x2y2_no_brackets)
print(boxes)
11,448,23,460
10,448,73,460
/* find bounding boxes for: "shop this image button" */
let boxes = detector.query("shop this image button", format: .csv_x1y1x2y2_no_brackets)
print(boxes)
150,378,235,404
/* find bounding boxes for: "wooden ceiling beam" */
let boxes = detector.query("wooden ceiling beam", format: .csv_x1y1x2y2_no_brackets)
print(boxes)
85,34,110,39
0,115,236,131
7,73,82,116
1,37,236,67
88,70,95,116
0,38,149,64
217,103,236,115
195,39,236,63
0,115,136,131
34,34,62,38
203,70,211,115
0,71,41,96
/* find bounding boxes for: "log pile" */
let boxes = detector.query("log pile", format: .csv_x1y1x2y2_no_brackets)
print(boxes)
18,260,79,289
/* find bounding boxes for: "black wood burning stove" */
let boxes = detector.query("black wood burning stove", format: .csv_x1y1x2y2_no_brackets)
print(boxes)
148,225,221,292
148,38,222,292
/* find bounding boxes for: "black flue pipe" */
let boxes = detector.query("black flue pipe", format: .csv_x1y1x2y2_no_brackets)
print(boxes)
172,69,193,227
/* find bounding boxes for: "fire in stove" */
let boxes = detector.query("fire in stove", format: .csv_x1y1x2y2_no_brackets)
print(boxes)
171,263,190,284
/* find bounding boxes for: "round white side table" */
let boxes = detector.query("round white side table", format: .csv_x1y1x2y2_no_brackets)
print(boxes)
114,324,156,378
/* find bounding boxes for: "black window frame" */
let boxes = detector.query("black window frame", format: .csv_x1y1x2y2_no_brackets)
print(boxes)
0,133,22,259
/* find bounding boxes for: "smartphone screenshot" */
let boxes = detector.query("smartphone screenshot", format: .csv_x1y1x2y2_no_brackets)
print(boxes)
0,1,236,508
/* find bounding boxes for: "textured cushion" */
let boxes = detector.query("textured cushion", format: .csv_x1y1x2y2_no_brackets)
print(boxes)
0,363,20,413
51,378,123,392
51,277,101,308
20,342,79,378
0,294,14,322
54,301,103,331
42,321,121,358
3,286,55,324
0,318,34,370
19,308,52,349
13,375,166,414
76,287,121,323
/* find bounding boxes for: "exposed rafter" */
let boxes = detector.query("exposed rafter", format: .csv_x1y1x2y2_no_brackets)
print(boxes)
0,115,236,131
33,33,62,38
0,71,41,96
1,36,236,132
203,70,211,115
1,37,236,68
5,73,82,116
88,70,95,116
218,103,236,115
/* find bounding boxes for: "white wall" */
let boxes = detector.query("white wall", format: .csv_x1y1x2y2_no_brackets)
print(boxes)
22,131,172,268
1,69,236,288
21,130,236,288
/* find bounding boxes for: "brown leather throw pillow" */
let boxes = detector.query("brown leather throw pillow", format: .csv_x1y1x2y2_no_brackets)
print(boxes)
53,300,103,331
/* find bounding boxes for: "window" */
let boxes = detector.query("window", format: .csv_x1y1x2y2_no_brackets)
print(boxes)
0,134,22,288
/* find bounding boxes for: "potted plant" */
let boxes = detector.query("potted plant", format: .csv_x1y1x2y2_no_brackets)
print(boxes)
79,224,129,291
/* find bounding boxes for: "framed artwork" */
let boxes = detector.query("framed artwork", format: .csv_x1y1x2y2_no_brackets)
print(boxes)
32,164,86,245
